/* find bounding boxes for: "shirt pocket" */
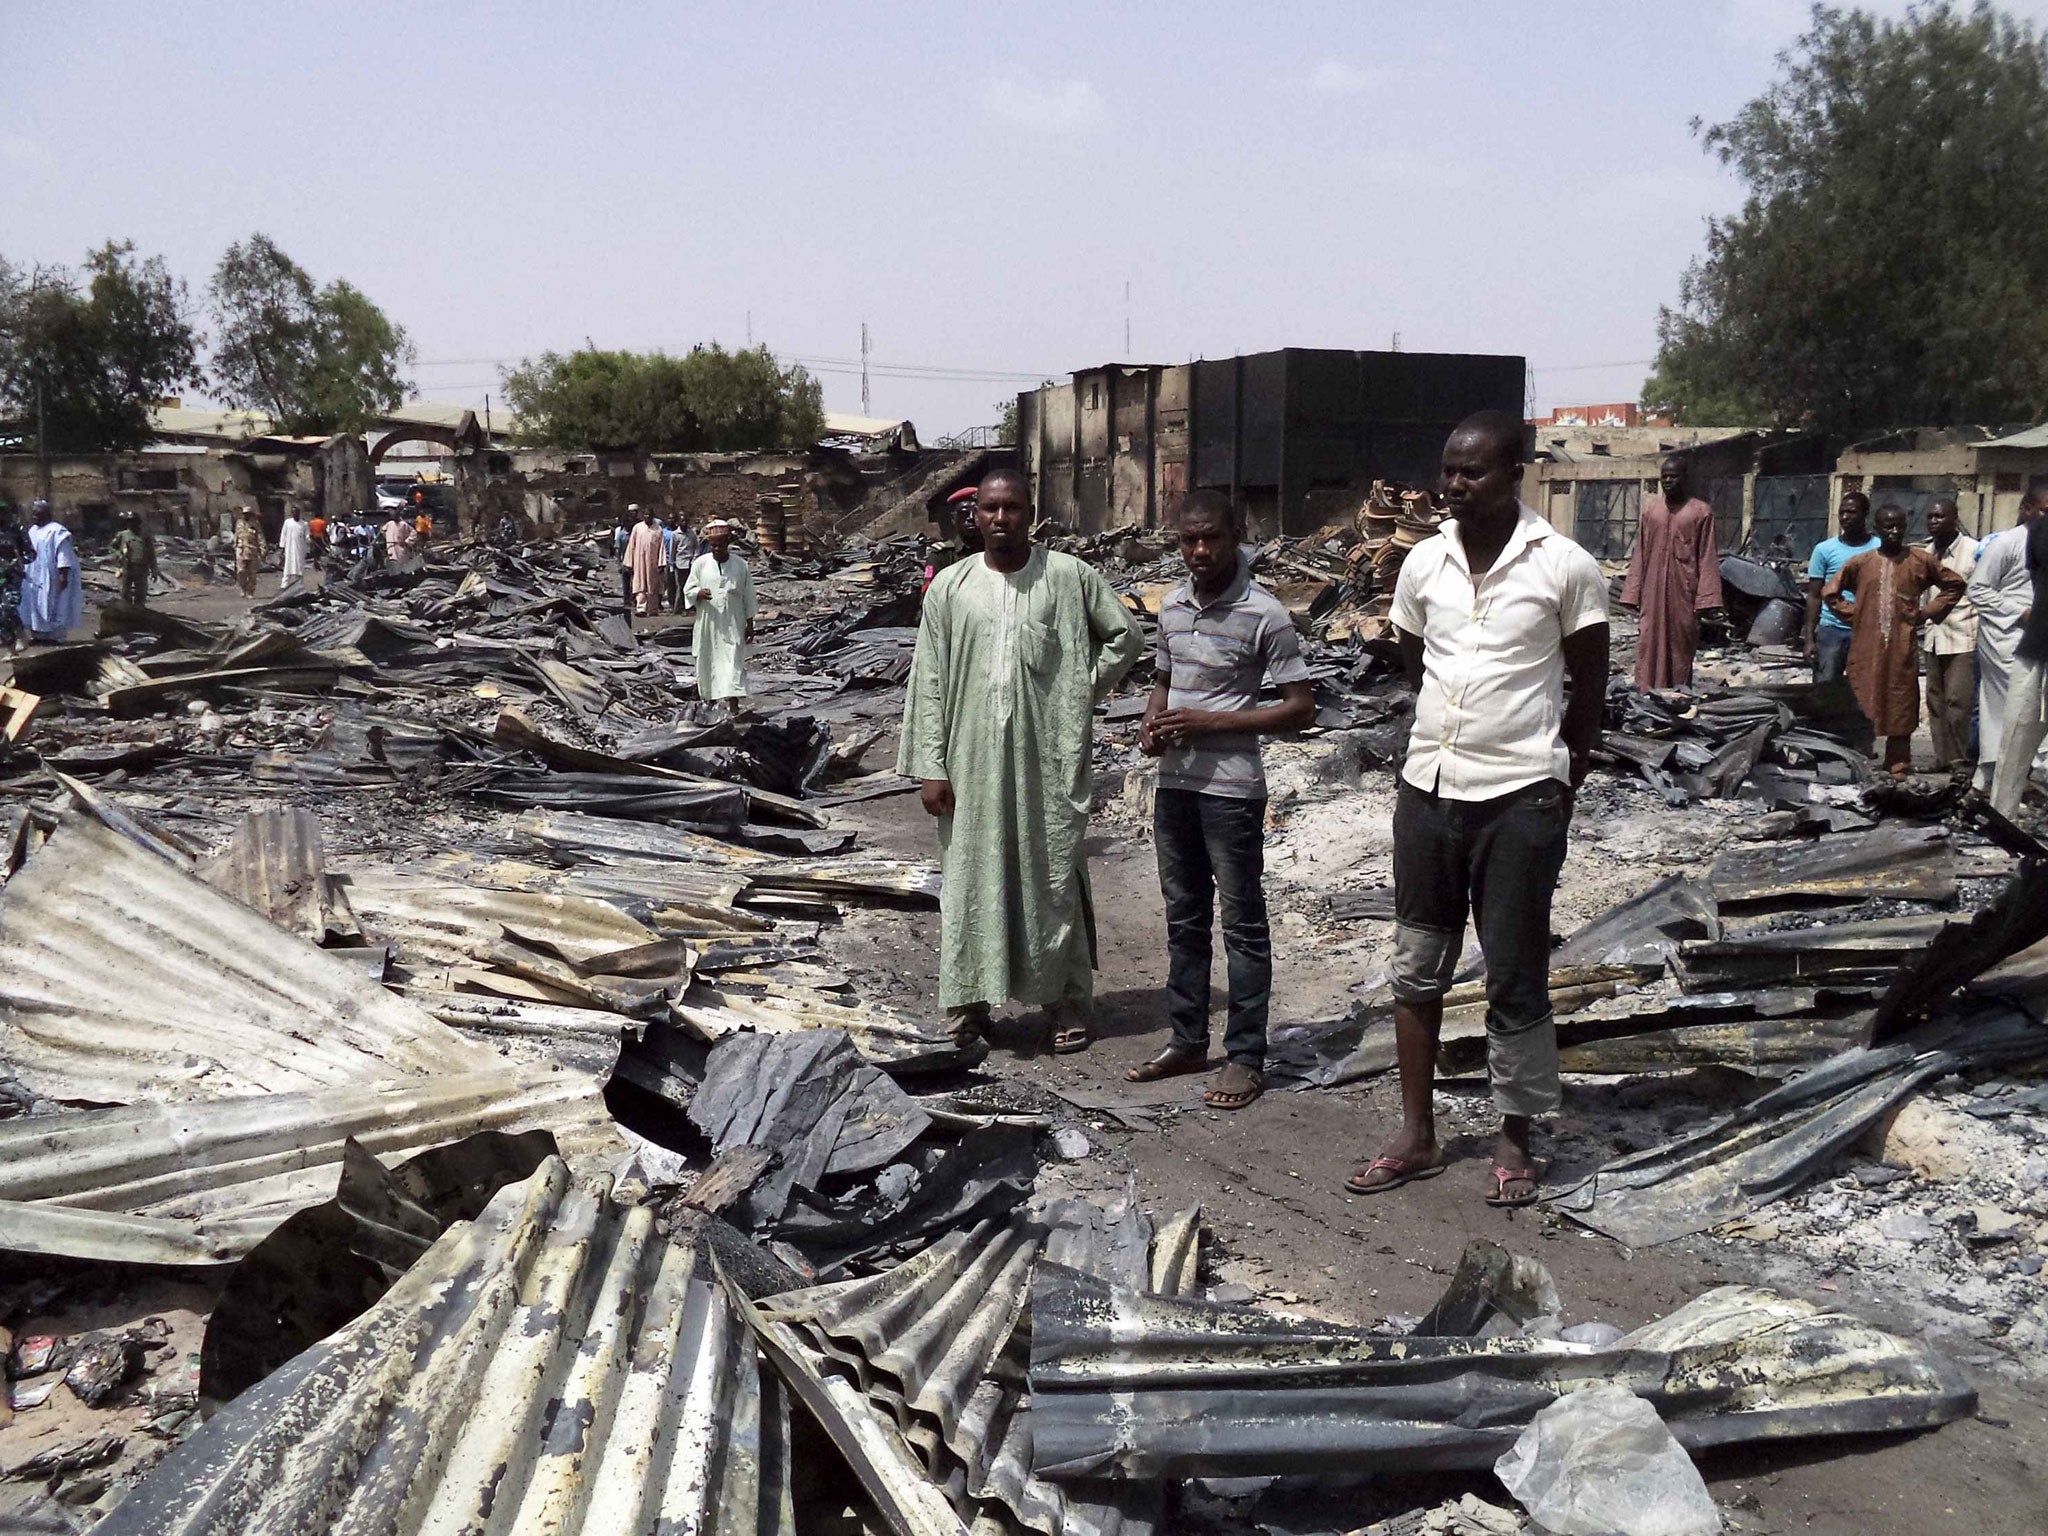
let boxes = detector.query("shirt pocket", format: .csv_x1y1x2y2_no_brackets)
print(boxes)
1018,619,1064,677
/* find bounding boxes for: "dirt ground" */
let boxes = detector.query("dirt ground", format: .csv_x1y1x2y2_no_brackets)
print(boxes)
8,566,2046,1531
829,773,2048,1536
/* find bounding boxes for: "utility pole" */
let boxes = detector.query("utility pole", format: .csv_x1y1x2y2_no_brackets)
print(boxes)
860,322,870,416
1391,331,1401,352
1124,281,1131,357
746,310,752,347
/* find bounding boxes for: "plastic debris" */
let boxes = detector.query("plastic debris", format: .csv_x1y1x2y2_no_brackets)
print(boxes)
1494,1383,1721,1536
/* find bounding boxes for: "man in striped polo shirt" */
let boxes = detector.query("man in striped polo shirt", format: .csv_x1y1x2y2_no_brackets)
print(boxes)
1129,490,1316,1109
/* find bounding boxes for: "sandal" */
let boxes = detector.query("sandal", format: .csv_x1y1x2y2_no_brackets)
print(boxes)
1127,1046,1211,1083
1344,1151,1446,1195
946,1006,991,1046
1050,1003,1092,1055
1485,1164,1542,1208
1203,1061,1264,1110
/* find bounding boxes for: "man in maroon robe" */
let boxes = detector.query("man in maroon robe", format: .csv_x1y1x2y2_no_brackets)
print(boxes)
1620,456,1724,690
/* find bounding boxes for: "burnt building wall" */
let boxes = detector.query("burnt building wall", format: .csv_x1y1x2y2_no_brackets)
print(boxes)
1021,346,1526,537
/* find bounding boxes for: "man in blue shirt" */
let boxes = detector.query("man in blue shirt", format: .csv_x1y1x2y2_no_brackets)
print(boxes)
1803,491,1877,683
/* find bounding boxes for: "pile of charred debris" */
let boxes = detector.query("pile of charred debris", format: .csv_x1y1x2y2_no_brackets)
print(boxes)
0,514,2042,1535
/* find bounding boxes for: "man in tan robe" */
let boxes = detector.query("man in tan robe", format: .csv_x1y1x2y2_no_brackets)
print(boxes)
1825,504,1966,775
1619,455,1723,689
625,507,665,617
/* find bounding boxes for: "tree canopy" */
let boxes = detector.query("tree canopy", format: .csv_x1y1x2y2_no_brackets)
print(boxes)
209,234,414,435
500,345,825,453
0,242,204,453
1643,2,2048,437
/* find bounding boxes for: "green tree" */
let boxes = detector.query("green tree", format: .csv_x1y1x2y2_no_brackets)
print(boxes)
1644,2,2048,436
996,395,1019,446
0,242,204,452
209,234,414,434
500,344,823,452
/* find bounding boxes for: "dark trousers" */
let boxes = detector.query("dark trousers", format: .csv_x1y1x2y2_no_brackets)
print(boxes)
1155,787,1271,1068
1925,650,1976,769
1392,777,1570,1116
620,564,634,618
119,568,147,607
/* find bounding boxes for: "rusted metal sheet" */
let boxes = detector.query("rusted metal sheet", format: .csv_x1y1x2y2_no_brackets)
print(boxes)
0,1069,622,1264
95,1159,797,1536
1547,1003,2047,1246
1026,1266,1975,1481
197,806,361,945
1706,825,1956,905
0,810,498,1104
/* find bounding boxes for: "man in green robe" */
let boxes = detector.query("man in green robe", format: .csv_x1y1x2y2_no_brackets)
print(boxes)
899,467,1144,1053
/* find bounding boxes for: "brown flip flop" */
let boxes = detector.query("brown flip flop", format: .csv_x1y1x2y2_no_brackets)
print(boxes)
1126,1046,1211,1083
1203,1062,1263,1110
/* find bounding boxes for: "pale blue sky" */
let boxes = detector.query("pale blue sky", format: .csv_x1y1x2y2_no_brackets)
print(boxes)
11,1,2045,433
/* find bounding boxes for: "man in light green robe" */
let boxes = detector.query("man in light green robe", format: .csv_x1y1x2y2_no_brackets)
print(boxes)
684,518,757,712
898,468,1145,1052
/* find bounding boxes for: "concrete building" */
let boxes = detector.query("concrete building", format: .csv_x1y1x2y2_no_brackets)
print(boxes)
1832,425,2048,541
1523,425,1831,561
1016,348,1526,536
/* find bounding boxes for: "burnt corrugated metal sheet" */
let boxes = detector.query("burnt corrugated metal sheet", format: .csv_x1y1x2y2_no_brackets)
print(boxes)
760,1197,1198,1536
1026,1265,1976,1482
0,1068,623,1263
95,1158,796,1536
0,811,499,1103
197,806,361,944
337,870,661,966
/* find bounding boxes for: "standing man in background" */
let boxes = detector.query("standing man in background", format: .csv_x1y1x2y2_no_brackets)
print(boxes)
1917,499,1978,774
899,467,1144,1056
625,505,665,617
18,500,83,643
1347,412,1609,1208
279,505,310,591
1990,499,2048,815
1128,490,1315,1109
1970,483,2048,794
380,509,415,567
685,518,758,715
111,509,157,608
1619,454,1722,690
234,505,265,596
1803,491,1877,683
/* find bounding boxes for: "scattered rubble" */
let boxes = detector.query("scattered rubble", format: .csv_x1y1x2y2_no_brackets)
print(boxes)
1,515,2044,1531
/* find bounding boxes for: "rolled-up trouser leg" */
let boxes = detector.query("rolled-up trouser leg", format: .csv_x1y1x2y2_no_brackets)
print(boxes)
1468,780,1571,1118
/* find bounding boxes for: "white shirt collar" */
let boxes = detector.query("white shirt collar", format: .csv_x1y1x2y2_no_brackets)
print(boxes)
1439,503,1549,576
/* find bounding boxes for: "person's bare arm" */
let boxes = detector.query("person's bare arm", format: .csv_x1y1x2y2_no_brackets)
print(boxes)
1151,680,1315,743
1802,576,1824,658
1137,681,1170,755
1561,622,1610,795
1395,624,1424,691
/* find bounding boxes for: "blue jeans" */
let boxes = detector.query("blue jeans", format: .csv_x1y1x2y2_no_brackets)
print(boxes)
1155,788,1271,1068
1814,624,1852,683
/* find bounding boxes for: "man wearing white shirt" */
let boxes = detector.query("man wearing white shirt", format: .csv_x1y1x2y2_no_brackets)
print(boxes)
1970,484,2048,793
1346,411,1610,1208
